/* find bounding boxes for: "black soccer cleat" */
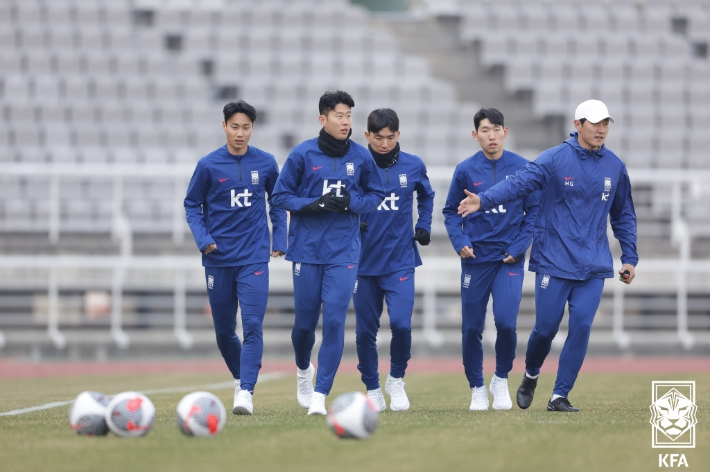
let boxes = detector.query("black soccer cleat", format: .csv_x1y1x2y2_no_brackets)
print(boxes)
547,397,580,412
516,375,538,409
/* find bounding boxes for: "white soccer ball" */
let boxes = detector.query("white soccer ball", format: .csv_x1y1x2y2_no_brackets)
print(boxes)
327,391,379,439
176,391,226,437
105,392,155,437
68,391,110,436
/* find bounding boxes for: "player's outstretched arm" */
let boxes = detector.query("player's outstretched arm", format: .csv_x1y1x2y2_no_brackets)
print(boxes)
184,161,216,253
477,157,551,212
458,189,481,217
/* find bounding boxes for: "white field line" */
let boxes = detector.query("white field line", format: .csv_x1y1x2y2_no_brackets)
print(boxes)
0,371,286,417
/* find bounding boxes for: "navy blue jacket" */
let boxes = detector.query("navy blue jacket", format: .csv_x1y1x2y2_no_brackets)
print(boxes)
184,145,287,267
271,138,385,265
478,133,638,280
359,151,435,276
443,150,540,267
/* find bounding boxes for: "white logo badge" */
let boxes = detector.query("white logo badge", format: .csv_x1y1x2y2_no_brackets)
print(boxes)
294,262,301,276
251,170,259,185
463,274,471,289
353,280,358,294
399,174,407,187
322,180,344,196
651,381,697,448
604,177,611,191
207,275,214,289
231,189,252,208
541,275,550,289
346,163,355,176
377,192,400,211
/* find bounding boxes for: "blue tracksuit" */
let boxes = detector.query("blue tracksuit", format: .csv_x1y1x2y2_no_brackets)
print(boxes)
478,133,638,397
354,151,435,390
271,137,385,395
184,145,287,393
443,150,540,388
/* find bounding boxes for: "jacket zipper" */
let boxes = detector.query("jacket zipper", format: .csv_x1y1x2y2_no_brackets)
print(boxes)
334,158,337,171
238,159,242,180
493,159,497,184
386,168,389,184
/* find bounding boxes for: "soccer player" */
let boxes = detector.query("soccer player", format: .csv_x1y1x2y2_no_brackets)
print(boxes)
443,108,540,411
184,100,287,416
271,91,385,415
457,100,638,412
354,108,435,412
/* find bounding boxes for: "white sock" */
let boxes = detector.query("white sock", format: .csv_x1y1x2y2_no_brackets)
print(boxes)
551,394,563,401
297,367,310,376
525,372,539,379
234,379,240,388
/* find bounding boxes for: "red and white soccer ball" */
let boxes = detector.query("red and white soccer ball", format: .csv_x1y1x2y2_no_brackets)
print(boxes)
105,392,155,437
176,391,226,437
327,391,379,439
68,391,110,436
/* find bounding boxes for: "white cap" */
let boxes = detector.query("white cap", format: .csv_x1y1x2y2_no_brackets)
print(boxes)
574,100,614,124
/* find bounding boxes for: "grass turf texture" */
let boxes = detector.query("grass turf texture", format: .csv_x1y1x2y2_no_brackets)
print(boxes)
1,371,708,472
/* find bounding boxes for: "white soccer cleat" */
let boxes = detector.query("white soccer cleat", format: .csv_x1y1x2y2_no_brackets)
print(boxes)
307,392,327,415
232,389,254,415
366,388,387,412
233,379,241,410
489,375,513,410
385,374,410,411
296,363,315,409
470,385,489,411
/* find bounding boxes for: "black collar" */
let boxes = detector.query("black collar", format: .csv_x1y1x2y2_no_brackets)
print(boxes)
318,128,352,158
369,142,400,168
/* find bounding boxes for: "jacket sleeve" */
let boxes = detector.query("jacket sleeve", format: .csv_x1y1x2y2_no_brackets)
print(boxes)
184,161,215,252
265,160,288,253
414,161,435,232
479,152,552,211
610,165,639,266
348,155,385,214
270,151,315,212
442,166,471,254
505,189,540,259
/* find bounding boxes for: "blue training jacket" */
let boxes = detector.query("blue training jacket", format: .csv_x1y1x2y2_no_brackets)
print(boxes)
271,137,385,265
443,150,540,267
478,133,638,280
359,151,435,276
184,145,287,267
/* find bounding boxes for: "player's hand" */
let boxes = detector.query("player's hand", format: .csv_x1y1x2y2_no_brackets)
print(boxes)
458,189,481,217
413,228,431,246
271,250,285,257
502,253,517,263
303,190,341,213
360,221,369,233
619,264,635,284
459,246,475,259
337,186,351,211
204,243,217,254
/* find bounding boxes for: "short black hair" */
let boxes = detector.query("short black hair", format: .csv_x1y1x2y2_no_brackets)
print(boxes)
579,118,587,125
367,108,399,133
223,100,257,123
318,90,355,116
473,108,505,131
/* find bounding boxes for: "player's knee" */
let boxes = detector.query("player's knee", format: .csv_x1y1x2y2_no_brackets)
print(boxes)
389,318,411,335
495,320,516,335
241,317,263,337
322,316,345,335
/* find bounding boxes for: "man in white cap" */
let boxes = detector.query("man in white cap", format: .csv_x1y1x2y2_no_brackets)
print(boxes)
456,100,638,411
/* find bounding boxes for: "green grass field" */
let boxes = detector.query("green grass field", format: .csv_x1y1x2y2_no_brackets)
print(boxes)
1,371,708,472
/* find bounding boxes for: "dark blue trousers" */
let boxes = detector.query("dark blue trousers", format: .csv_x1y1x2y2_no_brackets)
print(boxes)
205,263,268,393
291,262,358,395
525,274,605,397
461,259,524,388
353,268,415,391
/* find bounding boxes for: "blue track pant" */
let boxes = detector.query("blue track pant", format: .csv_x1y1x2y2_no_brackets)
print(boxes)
291,262,358,395
205,263,268,393
461,259,524,388
525,274,605,397
353,268,415,390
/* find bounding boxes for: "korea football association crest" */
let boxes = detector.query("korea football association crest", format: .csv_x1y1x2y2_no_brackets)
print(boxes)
463,274,471,289
353,280,358,294
251,170,259,185
294,262,301,276
346,162,355,176
650,381,697,448
207,275,214,290
540,275,550,289
604,177,611,191
399,174,407,187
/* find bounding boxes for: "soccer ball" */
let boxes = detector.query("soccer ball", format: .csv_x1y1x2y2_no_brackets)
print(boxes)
68,391,110,436
105,392,155,437
327,391,379,439
176,391,226,437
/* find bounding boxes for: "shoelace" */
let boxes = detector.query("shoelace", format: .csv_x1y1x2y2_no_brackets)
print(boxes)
297,373,313,394
367,391,384,403
388,380,406,397
491,380,508,396
473,387,487,401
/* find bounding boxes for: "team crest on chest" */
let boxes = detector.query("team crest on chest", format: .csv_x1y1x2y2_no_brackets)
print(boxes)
604,177,611,191
346,163,355,176
251,171,259,185
399,174,407,187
